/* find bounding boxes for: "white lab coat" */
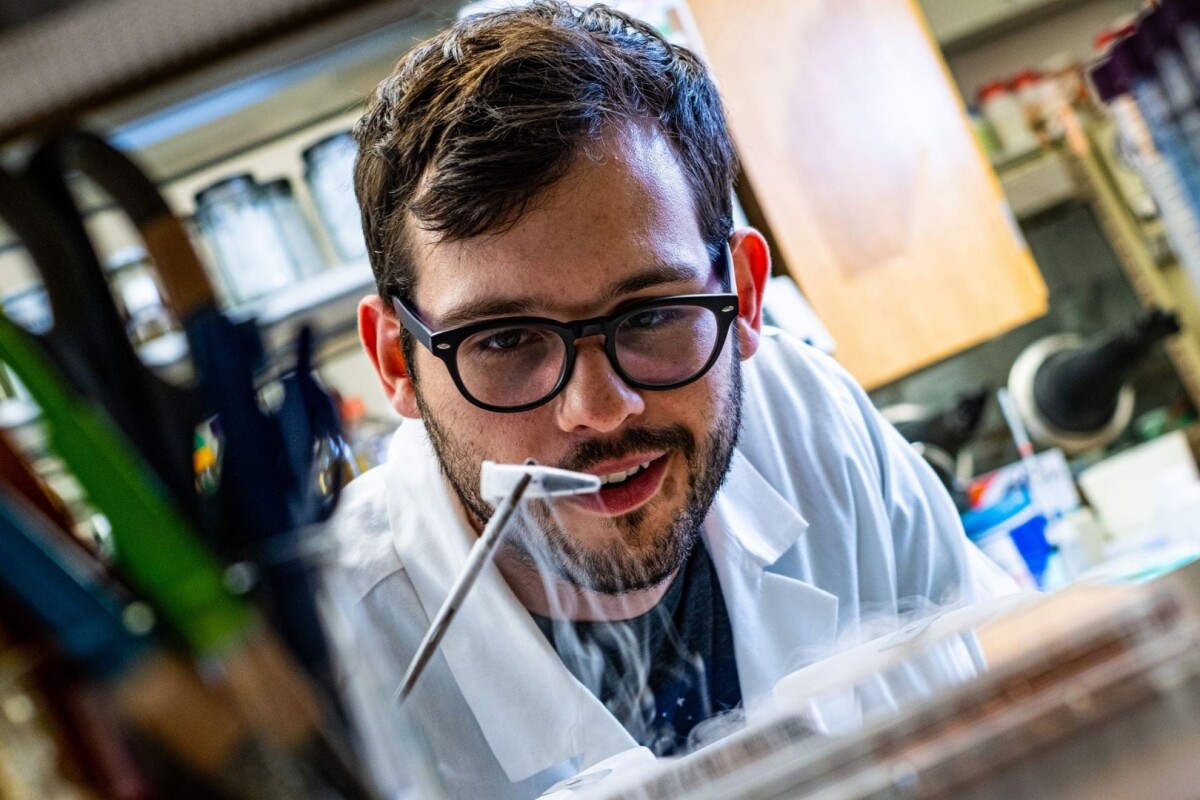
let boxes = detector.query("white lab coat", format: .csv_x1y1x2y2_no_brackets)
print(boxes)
326,327,1017,799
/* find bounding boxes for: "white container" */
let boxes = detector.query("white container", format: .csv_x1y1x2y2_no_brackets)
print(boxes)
1153,465,1200,543
1078,430,1199,541
1046,507,1109,578
978,81,1040,158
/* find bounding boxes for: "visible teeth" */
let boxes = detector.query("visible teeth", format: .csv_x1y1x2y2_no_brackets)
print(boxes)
600,462,648,485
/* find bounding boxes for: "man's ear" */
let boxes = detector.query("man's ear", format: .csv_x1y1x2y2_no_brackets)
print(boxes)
728,228,770,360
358,295,422,419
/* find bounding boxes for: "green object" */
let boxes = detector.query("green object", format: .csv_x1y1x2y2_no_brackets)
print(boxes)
0,313,251,655
968,105,1002,160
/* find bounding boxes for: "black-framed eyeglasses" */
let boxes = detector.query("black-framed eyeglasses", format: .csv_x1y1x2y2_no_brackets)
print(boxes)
391,245,739,412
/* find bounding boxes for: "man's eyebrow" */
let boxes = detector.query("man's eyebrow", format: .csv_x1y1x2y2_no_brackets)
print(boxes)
436,261,703,328
437,296,543,328
602,261,702,300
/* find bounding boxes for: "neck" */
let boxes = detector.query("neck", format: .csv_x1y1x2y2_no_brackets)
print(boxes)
493,546,676,622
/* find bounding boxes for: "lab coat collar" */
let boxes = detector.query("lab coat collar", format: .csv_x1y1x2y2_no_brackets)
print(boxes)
384,423,838,782
703,450,840,708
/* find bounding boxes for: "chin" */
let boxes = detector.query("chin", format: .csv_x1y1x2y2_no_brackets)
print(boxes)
561,508,697,593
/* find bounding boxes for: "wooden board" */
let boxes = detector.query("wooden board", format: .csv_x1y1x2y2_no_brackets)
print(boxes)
681,0,1048,389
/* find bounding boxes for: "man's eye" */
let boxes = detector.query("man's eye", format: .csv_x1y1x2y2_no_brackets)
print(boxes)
626,309,676,329
480,328,535,350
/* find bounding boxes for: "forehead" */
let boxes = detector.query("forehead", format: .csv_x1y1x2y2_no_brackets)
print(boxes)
408,124,710,318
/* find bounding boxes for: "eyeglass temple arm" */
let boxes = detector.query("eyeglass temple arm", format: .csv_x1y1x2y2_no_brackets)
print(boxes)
391,296,436,352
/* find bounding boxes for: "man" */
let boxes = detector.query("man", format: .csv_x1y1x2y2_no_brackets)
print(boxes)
334,2,1016,797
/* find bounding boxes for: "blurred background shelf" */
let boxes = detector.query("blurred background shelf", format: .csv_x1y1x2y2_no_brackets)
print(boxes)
998,149,1081,219
0,0,445,147
0,1,466,421
243,260,376,363
920,0,1097,55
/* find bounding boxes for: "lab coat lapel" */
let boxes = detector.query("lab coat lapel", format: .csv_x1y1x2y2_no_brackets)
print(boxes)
704,451,840,710
384,423,635,784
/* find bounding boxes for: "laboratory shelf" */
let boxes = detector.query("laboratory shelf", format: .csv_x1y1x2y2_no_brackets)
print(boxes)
0,0,431,145
998,149,1081,220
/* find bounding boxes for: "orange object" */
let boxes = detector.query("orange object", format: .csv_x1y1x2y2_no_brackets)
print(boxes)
340,395,367,425
1010,70,1043,92
976,81,1011,105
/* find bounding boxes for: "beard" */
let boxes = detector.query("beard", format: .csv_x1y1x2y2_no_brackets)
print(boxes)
414,347,744,596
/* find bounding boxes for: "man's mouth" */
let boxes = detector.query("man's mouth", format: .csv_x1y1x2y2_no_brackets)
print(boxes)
597,461,652,485
566,453,671,517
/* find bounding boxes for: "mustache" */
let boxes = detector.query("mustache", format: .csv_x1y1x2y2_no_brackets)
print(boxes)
556,425,696,473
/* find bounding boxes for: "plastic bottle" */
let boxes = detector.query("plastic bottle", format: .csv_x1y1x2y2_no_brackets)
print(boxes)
961,492,1042,590
1093,49,1200,295
1126,29,1200,211
1039,55,1088,140
1163,0,1200,89
977,81,1040,159
1012,70,1051,139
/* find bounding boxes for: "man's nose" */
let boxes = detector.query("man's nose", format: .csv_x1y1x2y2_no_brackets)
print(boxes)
554,339,644,433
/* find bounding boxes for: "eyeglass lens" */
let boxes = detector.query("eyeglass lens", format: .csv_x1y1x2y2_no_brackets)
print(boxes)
455,304,723,408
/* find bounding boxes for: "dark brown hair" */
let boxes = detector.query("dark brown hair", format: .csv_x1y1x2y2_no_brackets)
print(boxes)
353,0,737,306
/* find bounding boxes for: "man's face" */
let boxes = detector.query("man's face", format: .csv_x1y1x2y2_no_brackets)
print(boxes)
403,125,746,595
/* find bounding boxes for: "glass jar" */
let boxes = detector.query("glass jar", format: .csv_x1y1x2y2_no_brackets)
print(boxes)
260,178,327,280
104,245,176,347
194,174,301,306
303,133,367,264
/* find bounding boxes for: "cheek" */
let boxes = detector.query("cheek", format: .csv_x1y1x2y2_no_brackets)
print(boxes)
470,415,548,461
424,385,552,462
667,360,731,427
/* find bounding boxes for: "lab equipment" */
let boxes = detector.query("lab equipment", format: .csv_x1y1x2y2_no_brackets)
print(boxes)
480,459,604,502
963,446,1085,587
0,483,303,800
1007,307,1180,453
0,129,377,800
397,460,601,702
560,569,1200,800
0,161,202,521
40,130,350,703
1124,33,1200,211
1011,71,1050,137
1167,0,1200,89
996,385,1057,516
883,389,989,510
